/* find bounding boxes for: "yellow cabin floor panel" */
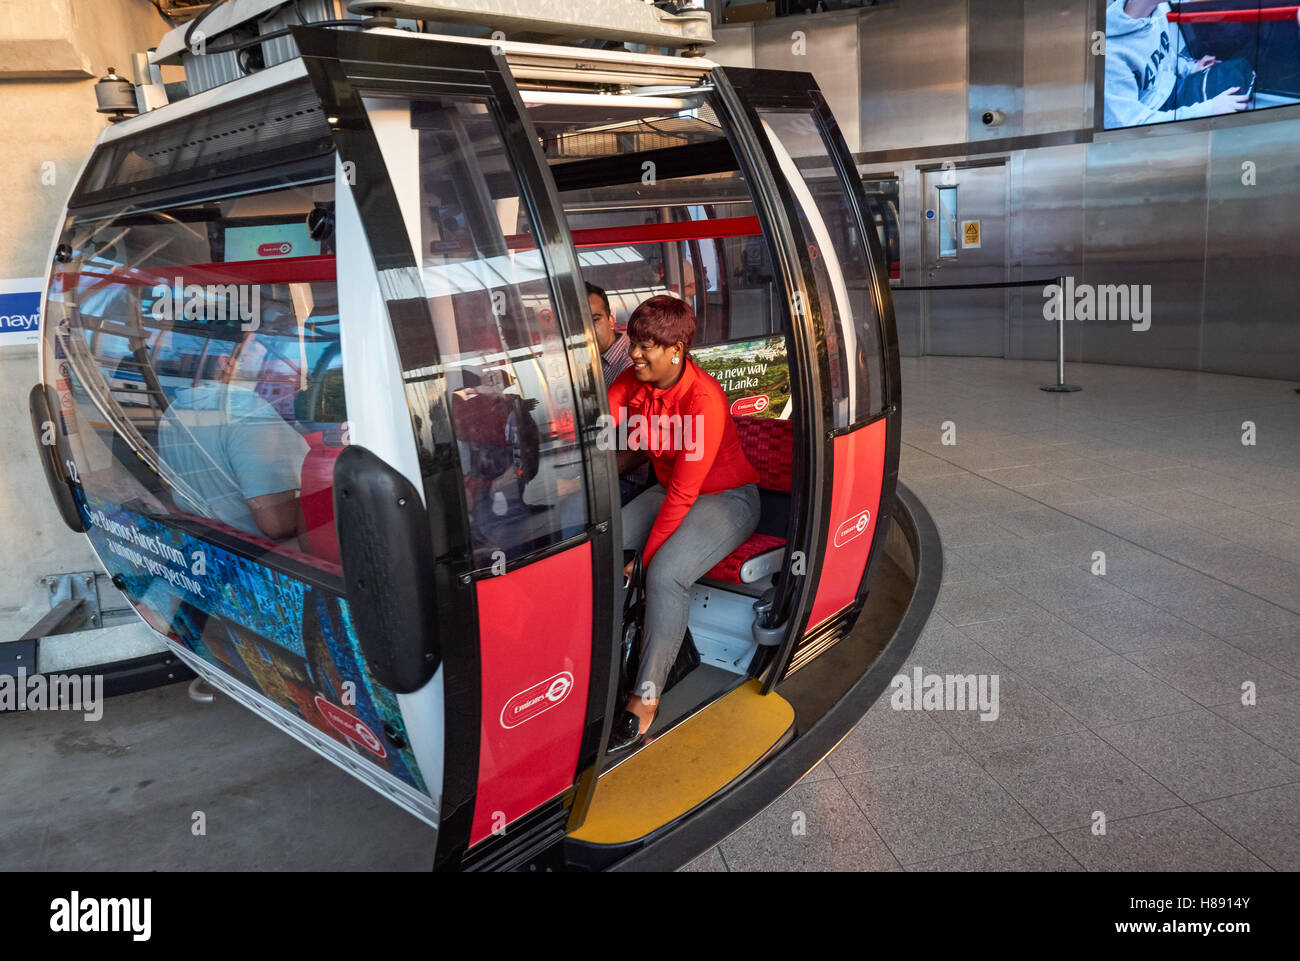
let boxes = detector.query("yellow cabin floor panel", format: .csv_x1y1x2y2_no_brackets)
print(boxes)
569,679,795,846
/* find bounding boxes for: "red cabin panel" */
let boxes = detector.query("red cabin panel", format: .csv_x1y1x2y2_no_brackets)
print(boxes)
805,418,887,630
470,543,593,845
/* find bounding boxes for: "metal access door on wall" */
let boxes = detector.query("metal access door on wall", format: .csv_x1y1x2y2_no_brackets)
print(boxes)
920,161,1007,357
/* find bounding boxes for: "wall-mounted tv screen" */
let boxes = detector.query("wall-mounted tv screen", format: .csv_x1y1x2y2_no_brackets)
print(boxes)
1104,1,1300,128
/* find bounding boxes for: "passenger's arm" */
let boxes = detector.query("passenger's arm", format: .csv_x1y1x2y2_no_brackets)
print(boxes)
247,489,302,541
640,396,724,567
227,397,311,542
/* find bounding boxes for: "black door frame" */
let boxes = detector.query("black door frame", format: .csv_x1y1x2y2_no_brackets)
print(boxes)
710,67,901,686
293,26,621,869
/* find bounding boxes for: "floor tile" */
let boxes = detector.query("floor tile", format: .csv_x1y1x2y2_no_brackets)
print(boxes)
1209,692,1300,764
972,730,1182,832
798,761,839,784
1195,783,1300,871
1228,624,1300,678
1018,480,1108,509
929,670,1084,753
941,549,982,583
958,488,1046,516
1128,644,1300,708
906,835,1083,872
993,506,1095,539
678,847,729,872
717,778,901,872
839,754,1046,865
1085,471,1189,498
1034,531,1170,576
1042,457,1131,482
1159,589,1300,638
999,566,1134,613
933,573,1044,627
935,515,1018,549
1017,655,1199,726
1053,806,1270,871
825,698,964,778
1057,597,1226,657
906,616,1008,675
948,538,1074,578
959,612,1112,671
1095,709,1300,803
976,465,1061,488
1245,499,1300,528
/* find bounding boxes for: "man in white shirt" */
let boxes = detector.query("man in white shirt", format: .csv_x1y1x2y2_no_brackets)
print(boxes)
158,331,308,542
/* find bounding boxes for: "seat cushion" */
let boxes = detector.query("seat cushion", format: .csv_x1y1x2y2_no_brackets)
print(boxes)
300,438,343,565
706,532,787,584
732,415,793,493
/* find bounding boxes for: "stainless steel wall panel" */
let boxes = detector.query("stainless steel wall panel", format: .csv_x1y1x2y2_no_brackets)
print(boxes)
1082,134,1209,371
893,289,923,357
1202,122,1300,381
858,0,968,152
722,0,1296,379
968,0,1024,143
753,11,861,152
711,22,756,68
894,162,925,355
1022,0,1092,136
1009,143,1087,360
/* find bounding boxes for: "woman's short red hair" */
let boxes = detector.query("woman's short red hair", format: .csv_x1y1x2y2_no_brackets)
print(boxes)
627,295,696,355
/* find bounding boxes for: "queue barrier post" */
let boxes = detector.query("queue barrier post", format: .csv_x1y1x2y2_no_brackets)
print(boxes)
1039,275,1081,393
892,275,1082,394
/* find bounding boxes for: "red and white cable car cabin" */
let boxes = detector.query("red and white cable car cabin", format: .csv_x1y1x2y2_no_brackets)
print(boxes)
33,24,904,870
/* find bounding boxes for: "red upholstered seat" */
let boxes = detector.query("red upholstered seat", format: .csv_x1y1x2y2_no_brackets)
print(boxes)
300,436,343,565
705,532,787,583
731,414,793,492
705,415,793,584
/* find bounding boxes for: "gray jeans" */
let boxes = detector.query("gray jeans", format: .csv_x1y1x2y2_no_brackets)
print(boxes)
622,482,761,701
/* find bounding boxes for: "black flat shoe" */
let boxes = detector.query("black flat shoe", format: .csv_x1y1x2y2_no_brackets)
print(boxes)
606,710,646,754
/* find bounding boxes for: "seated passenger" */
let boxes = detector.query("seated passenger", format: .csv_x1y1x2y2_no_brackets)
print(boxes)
587,280,652,504
606,295,761,752
450,367,545,533
158,330,308,542
588,281,632,388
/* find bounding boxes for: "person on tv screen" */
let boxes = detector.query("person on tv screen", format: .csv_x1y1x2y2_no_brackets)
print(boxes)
1105,0,1253,127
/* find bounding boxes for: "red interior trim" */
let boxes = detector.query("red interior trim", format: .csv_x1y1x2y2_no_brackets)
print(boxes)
505,216,762,252
58,254,337,291
1168,5,1298,22
60,217,767,292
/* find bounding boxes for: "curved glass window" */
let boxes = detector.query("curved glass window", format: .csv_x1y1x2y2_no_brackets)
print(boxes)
362,93,589,566
43,177,346,577
757,107,888,425
529,96,792,419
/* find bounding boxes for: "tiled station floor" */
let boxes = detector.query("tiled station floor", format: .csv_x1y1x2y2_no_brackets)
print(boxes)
686,357,1300,871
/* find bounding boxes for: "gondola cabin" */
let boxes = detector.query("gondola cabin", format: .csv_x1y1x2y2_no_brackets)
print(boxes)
32,10,903,870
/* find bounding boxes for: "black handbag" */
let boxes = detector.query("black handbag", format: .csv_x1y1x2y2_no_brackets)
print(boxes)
620,551,701,699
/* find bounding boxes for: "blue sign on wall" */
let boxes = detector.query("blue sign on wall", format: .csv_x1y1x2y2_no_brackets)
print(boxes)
0,279,42,347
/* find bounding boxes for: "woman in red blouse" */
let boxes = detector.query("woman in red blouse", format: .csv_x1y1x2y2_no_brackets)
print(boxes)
607,295,760,752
